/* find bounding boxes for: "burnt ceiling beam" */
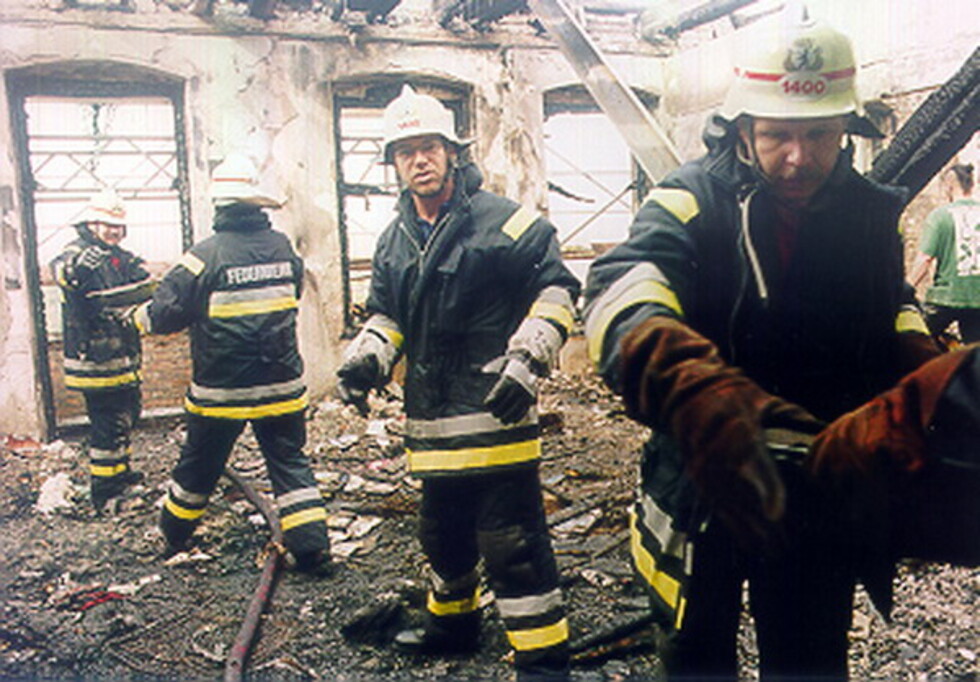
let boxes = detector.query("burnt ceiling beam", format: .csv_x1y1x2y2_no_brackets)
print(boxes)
641,0,758,43
248,0,279,18
869,46,980,200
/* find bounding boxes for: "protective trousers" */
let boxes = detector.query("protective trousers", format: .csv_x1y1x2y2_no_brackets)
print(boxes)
160,411,329,559
419,468,569,676
663,460,854,680
83,385,141,501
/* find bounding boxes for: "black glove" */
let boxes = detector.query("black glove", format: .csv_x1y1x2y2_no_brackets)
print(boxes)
483,352,538,424
337,353,380,415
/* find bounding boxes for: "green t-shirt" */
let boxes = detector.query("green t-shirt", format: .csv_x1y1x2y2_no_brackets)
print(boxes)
921,198,980,308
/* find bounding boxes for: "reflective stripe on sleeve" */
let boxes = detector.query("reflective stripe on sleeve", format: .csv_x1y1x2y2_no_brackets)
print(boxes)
365,313,405,350
177,251,206,276
643,187,700,224
585,262,683,366
896,305,930,335
501,206,540,241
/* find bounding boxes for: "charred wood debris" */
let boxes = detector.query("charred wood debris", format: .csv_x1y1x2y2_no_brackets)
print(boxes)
1,373,979,679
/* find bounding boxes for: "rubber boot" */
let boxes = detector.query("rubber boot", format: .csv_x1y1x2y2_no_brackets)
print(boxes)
92,468,144,510
393,611,480,655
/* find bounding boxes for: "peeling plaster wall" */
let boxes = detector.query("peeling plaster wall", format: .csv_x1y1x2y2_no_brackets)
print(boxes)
0,2,663,438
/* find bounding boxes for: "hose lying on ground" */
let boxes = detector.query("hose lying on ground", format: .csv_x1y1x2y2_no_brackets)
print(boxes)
222,467,285,682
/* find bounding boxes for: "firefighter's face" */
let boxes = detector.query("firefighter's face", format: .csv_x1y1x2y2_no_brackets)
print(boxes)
743,116,847,207
93,221,126,246
392,135,455,199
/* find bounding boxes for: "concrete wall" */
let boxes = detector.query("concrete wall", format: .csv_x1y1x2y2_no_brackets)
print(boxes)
0,0,662,439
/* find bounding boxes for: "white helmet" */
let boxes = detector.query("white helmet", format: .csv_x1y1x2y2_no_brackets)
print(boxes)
721,12,861,121
75,188,127,226
210,152,282,208
382,84,466,163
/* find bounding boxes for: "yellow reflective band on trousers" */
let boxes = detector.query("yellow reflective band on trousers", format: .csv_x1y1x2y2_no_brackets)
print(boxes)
184,393,308,420
208,296,298,318
65,371,140,389
165,496,206,520
630,511,686,628
506,618,569,651
407,439,541,473
90,463,128,477
280,506,327,532
427,589,481,616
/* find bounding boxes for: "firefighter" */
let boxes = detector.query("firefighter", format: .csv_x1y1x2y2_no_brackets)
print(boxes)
337,84,579,679
50,189,155,510
134,153,331,575
583,10,944,678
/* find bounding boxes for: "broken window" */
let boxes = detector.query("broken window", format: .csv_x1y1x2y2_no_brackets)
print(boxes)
544,85,638,284
332,80,470,329
7,69,191,436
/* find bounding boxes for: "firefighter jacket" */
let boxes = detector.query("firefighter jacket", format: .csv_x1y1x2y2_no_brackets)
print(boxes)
138,204,306,419
50,225,154,392
365,162,580,477
583,116,929,626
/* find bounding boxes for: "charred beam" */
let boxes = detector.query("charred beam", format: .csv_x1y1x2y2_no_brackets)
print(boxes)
641,0,757,43
869,47,980,200
248,0,279,19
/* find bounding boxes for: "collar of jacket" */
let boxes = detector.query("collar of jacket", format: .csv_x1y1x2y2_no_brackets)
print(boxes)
213,204,272,232
396,162,484,221
701,114,864,213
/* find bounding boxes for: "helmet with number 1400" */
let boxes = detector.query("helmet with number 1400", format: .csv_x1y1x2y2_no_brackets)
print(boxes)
722,11,862,122
381,84,469,163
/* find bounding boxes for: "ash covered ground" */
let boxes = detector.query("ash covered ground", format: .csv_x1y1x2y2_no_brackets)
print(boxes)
0,372,977,680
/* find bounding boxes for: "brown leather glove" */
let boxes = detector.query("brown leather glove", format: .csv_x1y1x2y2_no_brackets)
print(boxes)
620,316,824,547
807,348,971,479
895,331,945,376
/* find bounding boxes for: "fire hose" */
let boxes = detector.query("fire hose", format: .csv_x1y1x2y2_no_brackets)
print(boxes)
222,467,286,682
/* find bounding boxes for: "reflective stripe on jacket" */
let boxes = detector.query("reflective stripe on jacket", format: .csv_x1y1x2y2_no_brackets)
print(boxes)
145,205,306,419
49,227,153,392
367,163,580,476
583,117,916,628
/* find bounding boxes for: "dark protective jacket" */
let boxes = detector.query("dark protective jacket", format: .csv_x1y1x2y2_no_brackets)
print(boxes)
141,204,306,419
583,117,926,624
50,225,154,392
366,162,580,477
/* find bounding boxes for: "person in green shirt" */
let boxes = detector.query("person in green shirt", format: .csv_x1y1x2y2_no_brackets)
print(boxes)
911,163,980,342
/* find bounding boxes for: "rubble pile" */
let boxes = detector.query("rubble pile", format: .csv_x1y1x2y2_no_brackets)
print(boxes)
0,373,976,679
